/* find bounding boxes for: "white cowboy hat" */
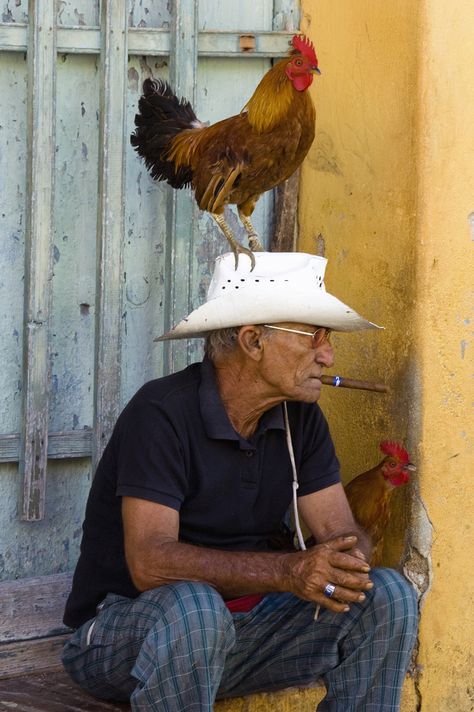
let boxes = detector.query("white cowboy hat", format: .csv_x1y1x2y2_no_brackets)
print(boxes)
156,251,382,340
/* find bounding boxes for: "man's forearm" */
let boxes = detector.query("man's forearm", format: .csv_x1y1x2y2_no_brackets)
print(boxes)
128,539,292,598
125,532,374,614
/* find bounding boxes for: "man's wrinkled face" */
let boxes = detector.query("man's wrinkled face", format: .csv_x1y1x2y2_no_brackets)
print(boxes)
260,322,335,403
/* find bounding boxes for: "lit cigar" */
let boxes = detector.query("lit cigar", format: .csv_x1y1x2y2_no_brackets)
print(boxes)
321,375,389,393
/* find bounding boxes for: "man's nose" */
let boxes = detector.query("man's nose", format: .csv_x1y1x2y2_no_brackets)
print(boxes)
315,341,334,368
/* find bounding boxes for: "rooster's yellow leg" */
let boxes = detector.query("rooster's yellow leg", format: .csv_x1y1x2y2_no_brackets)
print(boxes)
211,213,256,270
238,212,264,252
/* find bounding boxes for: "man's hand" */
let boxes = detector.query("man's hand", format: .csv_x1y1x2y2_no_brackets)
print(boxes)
285,535,373,613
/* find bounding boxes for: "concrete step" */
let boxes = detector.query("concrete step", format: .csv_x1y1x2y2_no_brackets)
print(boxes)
216,687,323,711
0,670,416,711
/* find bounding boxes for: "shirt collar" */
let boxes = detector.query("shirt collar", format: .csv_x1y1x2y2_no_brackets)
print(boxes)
199,357,285,441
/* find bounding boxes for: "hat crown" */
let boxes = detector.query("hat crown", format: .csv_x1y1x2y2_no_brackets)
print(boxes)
156,251,381,340
208,252,327,300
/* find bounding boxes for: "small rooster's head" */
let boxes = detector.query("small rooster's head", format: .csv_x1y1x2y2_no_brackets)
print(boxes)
380,441,416,487
285,34,320,92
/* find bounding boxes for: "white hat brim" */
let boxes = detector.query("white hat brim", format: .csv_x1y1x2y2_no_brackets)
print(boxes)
156,287,381,340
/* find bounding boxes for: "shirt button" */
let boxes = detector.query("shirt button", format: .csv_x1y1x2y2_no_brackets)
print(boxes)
246,450,254,457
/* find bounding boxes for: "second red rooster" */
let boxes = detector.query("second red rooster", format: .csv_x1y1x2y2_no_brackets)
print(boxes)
345,441,416,566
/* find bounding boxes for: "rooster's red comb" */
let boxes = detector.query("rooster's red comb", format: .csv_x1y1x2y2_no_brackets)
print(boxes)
291,34,318,65
380,441,410,464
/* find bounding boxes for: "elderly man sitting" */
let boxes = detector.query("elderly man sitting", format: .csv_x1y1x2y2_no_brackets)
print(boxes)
62,252,417,711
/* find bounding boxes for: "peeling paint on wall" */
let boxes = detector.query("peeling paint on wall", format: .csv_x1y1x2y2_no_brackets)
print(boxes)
56,0,99,27
404,493,433,603
468,211,474,241
2,0,27,23
128,0,171,29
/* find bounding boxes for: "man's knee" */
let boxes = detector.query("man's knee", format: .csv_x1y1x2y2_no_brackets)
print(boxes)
140,580,229,613
139,581,235,648
368,568,418,636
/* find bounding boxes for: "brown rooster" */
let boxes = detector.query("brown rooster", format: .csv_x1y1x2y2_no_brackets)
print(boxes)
130,34,320,268
344,441,416,565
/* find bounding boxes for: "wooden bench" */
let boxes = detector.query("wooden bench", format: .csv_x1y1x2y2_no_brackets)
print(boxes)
0,573,323,711
0,572,130,709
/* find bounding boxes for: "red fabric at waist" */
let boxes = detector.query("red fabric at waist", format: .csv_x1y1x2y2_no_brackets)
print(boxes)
225,594,264,613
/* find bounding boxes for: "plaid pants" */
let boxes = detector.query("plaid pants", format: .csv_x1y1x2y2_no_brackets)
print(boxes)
62,568,418,711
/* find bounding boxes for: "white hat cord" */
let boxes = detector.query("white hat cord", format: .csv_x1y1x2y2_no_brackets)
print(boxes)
283,401,306,552
284,401,321,620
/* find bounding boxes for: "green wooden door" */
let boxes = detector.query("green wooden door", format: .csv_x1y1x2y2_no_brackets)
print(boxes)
0,0,299,581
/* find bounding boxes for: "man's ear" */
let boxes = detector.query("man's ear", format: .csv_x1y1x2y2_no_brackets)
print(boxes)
237,325,265,361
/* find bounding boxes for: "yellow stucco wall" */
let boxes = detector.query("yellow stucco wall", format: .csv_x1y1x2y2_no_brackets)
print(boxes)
412,2,474,709
298,0,420,576
297,0,474,710
298,2,420,566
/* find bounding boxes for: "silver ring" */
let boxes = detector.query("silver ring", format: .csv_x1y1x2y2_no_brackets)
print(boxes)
323,583,336,598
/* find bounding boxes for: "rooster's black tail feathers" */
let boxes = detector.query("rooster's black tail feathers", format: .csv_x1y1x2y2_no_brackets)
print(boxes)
130,79,198,189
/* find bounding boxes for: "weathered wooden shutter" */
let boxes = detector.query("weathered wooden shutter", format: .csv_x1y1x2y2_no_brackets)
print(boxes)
0,0,299,569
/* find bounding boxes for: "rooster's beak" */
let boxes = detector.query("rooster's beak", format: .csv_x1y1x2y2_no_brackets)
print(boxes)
406,463,417,472
314,68,321,75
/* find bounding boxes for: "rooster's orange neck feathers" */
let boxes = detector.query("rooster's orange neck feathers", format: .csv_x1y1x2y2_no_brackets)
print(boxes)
243,58,313,134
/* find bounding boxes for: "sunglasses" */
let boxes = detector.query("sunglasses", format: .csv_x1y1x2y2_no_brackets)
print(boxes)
263,324,332,349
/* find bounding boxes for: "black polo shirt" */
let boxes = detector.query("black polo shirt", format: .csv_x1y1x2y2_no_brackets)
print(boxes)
64,358,340,629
